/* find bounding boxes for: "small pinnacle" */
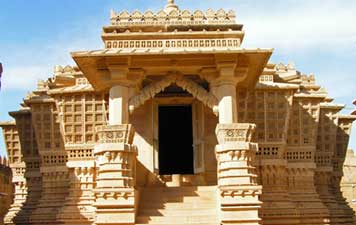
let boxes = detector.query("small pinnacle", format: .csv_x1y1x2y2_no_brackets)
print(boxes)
164,0,179,13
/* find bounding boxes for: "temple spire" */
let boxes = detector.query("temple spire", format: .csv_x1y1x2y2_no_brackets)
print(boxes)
164,0,179,13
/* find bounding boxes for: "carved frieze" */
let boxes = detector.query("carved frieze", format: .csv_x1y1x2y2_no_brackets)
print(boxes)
94,190,135,200
220,188,262,198
105,38,241,50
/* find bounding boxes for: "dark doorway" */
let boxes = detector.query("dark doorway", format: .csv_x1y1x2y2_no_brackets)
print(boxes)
158,105,194,175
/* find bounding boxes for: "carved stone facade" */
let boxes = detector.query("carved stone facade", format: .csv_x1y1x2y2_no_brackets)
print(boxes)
0,157,12,225
341,150,356,214
0,1,356,225
343,101,356,213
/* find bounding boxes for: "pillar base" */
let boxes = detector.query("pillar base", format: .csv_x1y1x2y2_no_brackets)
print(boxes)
216,123,262,225
94,125,137,225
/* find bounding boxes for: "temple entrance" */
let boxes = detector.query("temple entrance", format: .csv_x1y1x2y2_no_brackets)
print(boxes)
158,105,194,175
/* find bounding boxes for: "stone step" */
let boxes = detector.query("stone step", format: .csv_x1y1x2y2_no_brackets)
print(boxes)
140,186,217,193
139,202,218,209
141,189,216,195
138,208,217,216
136,215,219,224
136,222,219,225
137,186,219,225
139,196,217,203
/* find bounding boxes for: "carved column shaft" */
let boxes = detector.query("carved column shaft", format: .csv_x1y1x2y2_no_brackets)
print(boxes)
109,85,129,125
213,81,237,124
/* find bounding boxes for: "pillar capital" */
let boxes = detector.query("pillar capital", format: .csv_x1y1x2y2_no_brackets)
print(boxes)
107,65,129,80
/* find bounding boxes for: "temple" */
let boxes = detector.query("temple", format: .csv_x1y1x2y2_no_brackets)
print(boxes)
1,1,356,225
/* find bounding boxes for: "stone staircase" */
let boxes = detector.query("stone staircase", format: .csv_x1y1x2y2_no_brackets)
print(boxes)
136,186,219,225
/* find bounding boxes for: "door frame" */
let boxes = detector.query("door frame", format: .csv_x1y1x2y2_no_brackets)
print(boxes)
152,97,205,175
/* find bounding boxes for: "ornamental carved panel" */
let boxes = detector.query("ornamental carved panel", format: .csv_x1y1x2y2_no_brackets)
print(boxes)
216,123,256,144
96,124,135,144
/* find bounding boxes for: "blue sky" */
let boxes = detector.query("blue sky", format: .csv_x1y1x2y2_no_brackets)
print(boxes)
0,0,355,156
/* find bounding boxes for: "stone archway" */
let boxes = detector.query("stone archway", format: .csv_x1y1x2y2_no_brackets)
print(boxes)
128,74,219,115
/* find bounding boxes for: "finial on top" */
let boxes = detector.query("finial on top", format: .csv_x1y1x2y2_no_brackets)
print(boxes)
164,0,179,14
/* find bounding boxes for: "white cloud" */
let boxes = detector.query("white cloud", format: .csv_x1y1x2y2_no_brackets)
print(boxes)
316,72,356,99
0,20,103,91
177,0,356,50
1,66,51,91
238,1,356,50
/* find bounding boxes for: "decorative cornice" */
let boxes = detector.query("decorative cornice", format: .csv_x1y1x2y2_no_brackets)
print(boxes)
110,8,237,26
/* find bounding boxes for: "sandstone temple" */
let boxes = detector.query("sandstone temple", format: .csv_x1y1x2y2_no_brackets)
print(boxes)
1,1,356,225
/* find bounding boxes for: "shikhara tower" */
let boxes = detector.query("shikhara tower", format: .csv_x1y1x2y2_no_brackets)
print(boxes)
1,1,356,225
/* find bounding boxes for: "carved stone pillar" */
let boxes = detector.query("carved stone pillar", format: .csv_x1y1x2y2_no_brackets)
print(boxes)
93,124,137,225
215,123,262,225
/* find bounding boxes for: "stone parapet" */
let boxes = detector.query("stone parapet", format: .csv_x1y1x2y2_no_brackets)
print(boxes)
215,123,262,225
